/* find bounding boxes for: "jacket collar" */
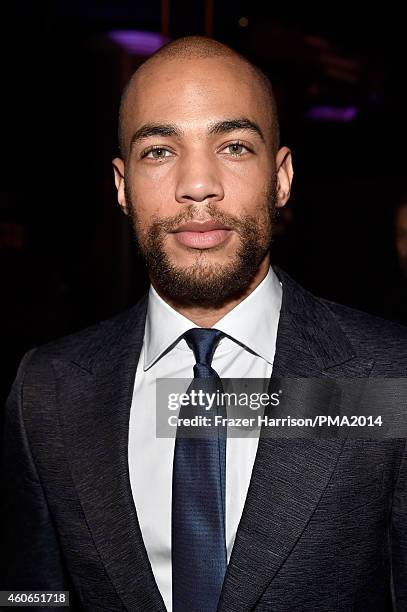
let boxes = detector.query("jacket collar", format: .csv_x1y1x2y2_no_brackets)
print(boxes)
271,266,371,376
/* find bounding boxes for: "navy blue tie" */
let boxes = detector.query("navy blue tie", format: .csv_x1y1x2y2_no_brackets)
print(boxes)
172,328,227,612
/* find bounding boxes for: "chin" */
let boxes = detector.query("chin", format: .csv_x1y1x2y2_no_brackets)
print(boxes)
168,242,237,267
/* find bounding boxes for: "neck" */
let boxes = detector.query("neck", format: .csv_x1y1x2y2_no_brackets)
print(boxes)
152,258,270,327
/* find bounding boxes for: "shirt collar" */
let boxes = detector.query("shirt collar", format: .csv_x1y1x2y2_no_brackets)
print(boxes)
143,266,282,370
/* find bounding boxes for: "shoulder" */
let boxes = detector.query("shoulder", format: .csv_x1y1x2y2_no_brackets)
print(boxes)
321,297,407,356
317,296,407,374
21,294,149,371
274,265,407,372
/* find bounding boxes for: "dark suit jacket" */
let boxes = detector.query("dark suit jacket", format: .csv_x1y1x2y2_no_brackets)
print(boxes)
1,266,407,611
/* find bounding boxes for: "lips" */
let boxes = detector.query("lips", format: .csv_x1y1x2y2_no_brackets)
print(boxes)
171,220,233,249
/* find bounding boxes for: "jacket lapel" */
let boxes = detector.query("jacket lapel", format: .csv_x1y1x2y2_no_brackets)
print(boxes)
55,295,167,612
217,266,374,611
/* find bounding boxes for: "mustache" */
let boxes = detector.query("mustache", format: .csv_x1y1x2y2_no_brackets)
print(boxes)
148,203,256,234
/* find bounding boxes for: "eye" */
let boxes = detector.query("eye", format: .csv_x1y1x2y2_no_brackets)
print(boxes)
142,146,173,160
221,142,251,157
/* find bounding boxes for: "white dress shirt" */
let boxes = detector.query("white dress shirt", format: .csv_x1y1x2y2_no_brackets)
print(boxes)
128,266,282,611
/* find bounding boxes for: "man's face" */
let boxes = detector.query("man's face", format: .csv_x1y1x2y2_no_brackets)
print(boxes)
395,205,407,277
113,56,292,306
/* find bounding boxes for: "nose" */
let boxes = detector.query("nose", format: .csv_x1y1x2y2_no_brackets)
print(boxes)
175,150,224,205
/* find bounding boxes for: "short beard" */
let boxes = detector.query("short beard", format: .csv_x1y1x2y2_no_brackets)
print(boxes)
125,181,277,308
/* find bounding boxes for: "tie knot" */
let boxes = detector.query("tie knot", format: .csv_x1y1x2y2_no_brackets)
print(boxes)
183,328,223,369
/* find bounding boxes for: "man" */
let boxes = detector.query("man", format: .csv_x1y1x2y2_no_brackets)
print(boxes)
1,35,407,611
379,198,407,325
383,198,407,325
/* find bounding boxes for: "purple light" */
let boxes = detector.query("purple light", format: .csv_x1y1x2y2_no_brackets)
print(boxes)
305,106,358,123
108,30,170,56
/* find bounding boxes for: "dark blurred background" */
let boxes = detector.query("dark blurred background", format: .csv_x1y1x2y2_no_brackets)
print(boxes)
1,1,407,408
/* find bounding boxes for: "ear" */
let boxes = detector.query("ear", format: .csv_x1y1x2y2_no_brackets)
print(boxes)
275,146,294,208
112,157,130,216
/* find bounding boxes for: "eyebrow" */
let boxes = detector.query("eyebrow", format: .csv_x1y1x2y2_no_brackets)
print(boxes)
208,118,265,142
130,123,181,148
129,117,265,149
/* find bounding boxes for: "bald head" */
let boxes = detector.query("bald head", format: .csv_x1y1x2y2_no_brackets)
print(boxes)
118,36,280,158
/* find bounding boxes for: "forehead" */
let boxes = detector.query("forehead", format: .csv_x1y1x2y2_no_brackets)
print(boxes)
122,57,269,142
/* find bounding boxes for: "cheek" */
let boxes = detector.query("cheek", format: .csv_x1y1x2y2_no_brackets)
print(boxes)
221,162,273,208
127,176,174,228
222,180,273,218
